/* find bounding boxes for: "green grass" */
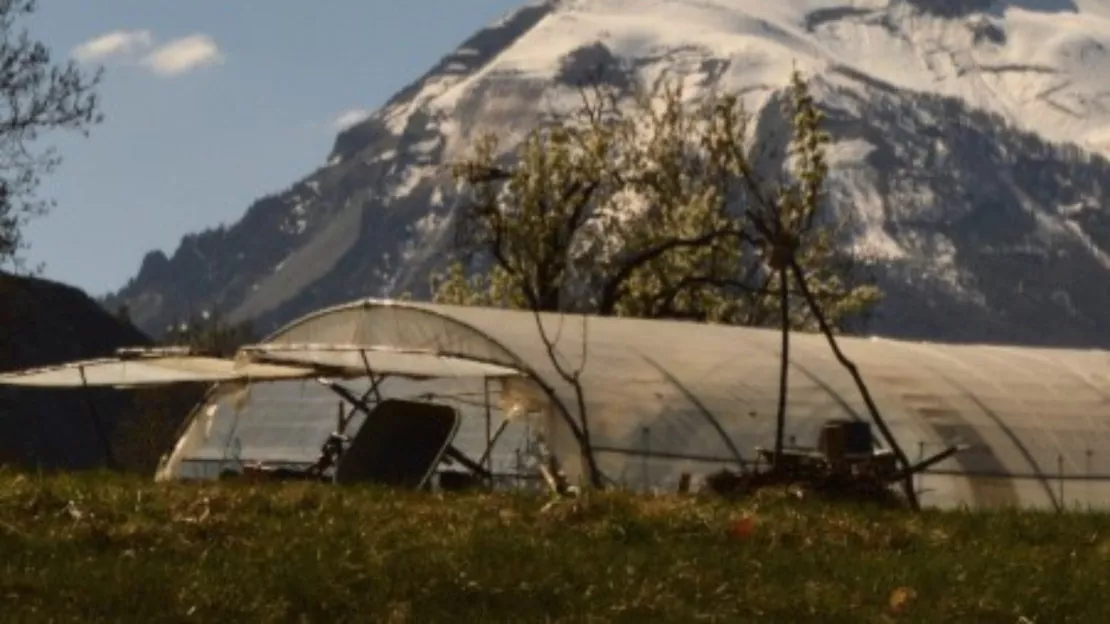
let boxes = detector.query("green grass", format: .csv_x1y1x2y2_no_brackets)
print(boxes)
0,470,1107,623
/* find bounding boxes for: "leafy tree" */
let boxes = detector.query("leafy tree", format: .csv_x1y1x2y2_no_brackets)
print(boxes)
433,72,878,329
431,70,881,489
0,0,102,269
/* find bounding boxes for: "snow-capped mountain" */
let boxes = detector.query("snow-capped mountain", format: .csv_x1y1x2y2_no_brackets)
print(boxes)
108,0,1110,347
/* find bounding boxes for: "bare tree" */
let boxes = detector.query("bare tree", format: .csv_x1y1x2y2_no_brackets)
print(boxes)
0,0,102,269
528,309,602,489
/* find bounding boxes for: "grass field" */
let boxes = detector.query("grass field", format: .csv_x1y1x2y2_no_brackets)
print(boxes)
0,470,1107,622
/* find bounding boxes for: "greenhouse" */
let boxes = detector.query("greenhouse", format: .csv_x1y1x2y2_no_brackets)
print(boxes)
148,298,1110,510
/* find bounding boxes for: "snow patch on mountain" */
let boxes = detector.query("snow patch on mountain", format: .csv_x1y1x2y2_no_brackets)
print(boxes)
109,0,1110,349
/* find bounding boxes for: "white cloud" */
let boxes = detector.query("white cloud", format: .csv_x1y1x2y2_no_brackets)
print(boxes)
140,34,224,76
332,108,372,131
71,30,154,63
71,30,224,77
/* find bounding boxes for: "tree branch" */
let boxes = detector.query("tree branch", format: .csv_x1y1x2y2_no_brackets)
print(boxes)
527,304,603,488
596,228,753,315
0,0,102,267
653,271,771,319
787,256,919,510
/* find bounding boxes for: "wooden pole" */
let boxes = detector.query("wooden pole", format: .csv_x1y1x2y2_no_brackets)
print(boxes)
78,365,117,470
484,377,493,475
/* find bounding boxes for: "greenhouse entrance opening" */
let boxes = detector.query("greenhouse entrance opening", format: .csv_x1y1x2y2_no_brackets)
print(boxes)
156,344,558,492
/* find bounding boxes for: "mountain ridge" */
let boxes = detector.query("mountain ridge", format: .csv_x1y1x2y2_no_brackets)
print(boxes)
107,0,1110,347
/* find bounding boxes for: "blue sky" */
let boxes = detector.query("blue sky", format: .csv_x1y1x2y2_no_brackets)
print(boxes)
23,0,525,296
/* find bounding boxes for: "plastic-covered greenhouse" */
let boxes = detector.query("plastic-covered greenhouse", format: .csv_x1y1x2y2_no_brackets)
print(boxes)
154,298,1110,510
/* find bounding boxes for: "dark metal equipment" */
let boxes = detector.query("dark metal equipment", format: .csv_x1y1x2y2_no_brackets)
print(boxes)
719,419,960,506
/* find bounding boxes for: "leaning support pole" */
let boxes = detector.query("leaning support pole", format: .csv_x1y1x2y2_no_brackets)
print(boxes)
787,258,920,510
888,445,963,485
444,446,492,479
483,377,493,475
77,365,117,470
358,350,384,403
477,418,512,470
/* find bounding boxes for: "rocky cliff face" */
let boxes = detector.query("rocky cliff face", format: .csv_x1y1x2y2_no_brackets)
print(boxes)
107,0,1110,347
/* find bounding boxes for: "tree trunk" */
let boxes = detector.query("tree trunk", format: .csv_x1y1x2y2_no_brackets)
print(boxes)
788,258,920,510
773,267,789,470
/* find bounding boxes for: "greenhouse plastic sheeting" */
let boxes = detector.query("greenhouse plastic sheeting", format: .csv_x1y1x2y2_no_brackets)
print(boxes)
0,355,315,388
240,343,524,379
161,298,1110,510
